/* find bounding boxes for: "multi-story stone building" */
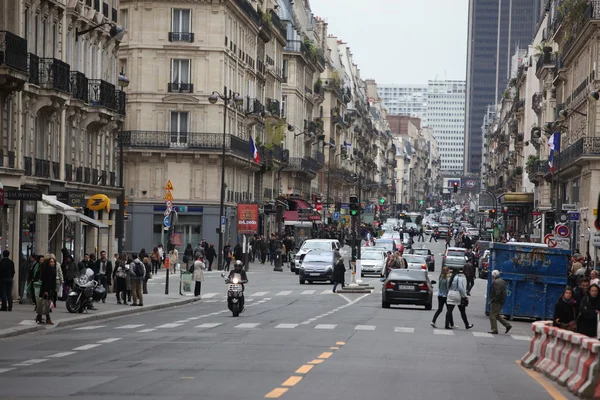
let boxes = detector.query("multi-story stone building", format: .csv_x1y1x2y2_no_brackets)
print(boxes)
1,0,126,291
119,0,289,249
377,84,428,120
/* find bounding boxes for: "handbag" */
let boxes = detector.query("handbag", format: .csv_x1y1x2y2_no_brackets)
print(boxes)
189,264,195,274
183,255,189,263
460,297,469,307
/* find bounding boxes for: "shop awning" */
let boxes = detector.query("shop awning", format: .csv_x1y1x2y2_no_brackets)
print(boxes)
41,194,77,213
41,194,108,229
77,213,109,229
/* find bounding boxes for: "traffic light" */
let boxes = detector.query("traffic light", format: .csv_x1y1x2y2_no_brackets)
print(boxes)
453,182,459,193
335,201,341,212
544,211,555,235
489,209,497,220
379,197,386,205
419,200,424,205
349,195,359,217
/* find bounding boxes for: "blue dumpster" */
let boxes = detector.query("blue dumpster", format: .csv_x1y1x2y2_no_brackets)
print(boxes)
485,242,571,320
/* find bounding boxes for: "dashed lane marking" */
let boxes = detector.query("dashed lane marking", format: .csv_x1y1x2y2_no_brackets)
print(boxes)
74,325,106,330
512,335,532,341
156,323,183,329
252,292,269,296
137,328,156,333
265,388,288,398
276,291,293,296
315,324,337,330
296,365,314,374
13,359,47,367
0,368,15,374
282,376,303,387
97,338,122,343
235,323,261,329
115,324,145,329
308,359,324,365
318,352,333,359
72,344,102,351
46,352,76,358
201,293,219,299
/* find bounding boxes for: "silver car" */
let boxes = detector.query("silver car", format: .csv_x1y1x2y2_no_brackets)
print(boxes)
403,254,429,271
358,250,386,276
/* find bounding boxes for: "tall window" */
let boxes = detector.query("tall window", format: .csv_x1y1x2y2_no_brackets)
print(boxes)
170,112,189,147
170,9,192,42
170,59,191,92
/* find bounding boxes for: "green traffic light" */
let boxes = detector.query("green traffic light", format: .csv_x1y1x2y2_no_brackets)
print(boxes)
379,198,386,204
350,210,358,216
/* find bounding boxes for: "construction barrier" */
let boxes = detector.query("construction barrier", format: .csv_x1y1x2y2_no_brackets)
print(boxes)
521,321,600,399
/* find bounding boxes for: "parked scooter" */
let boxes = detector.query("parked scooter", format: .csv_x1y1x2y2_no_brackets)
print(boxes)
221,272,247,317
66,268,105,313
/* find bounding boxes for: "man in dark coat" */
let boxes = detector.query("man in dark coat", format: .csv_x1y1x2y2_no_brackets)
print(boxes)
488,270,512,334
0,250,16,311
332,258,346,293
93,251,113,303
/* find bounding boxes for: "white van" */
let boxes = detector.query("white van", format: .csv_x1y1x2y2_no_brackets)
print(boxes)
291,239,345,273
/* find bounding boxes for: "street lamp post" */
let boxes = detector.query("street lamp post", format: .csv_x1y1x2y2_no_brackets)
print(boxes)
208,91,243,271
115,71,130,255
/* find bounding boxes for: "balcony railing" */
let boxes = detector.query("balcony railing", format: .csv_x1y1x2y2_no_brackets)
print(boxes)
28,53,39,84
168,82,193,93
122,131,253,159
0,30,28,73
266,98,280,117
283,157,310,172
313,151,324,165
233,0,260,26
92,168,99,184
109,171,117,187
52,161,59,179
168,32,194,42
100,170,107,186
70,71,89,102
65,164,72,181
76,166,83,182
561,0,600,57
89,79,117,110
39,58,71,92
554,137,600,170
246,97,264,115
270,9,287,38
84,167,91,184
23,156,32,176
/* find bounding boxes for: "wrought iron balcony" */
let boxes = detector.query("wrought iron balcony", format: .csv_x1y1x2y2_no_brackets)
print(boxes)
52,161,59,179
109,171,117,187
233,0,260,26
100,170,107,185
76,166,83,183
266,98,280,117
84,167,91,184
65,164,72,181
122,131,253,160
70,71,89,102
24,156,32,175
92,168,99,184
27,53,39,84
168,82,193,93
246,97,265,115
270,9,287,38
554,137,600,170
38,58,70,92
313,151,324,165
0,30,28,73
283,157,310,172
168,32,194,42
89,79,117,110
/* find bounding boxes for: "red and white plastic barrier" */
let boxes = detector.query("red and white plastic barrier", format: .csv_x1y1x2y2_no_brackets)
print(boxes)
521,322,600,399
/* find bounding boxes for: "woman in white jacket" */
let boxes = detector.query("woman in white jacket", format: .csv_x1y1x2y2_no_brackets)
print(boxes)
193,256,206,297
445,267,473,330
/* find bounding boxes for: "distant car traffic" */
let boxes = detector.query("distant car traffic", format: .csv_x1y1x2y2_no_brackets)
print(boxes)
443,247,467,268
381,269,435,310
409,248,435,271
373,239,397,253
403,254,428,270
292,239,344,273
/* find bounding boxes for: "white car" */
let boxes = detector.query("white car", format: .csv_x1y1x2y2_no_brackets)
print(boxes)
358,250,386,276
403,254,429,270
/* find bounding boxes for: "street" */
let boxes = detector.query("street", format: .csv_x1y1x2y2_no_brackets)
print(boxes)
0,238,573,399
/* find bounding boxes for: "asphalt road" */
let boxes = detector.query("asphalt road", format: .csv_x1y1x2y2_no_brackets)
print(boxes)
0,236,575,399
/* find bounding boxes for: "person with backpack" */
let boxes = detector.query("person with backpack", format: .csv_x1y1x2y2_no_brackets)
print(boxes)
130,253,145,306
112,252,129,305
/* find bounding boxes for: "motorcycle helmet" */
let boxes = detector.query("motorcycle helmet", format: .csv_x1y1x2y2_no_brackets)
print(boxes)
235,260,243,268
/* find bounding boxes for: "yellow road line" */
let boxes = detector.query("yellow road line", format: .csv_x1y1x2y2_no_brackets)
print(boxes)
282,376,303,387
318,352,333,359
330,346,340,350
296,365,314,374
308,359,324,364
514,361,568,400
336,341,346,345
265,388,289,398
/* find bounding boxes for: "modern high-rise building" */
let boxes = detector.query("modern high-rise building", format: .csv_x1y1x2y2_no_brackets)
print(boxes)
377,84,428,121
427,80,466,172
464,0,541,174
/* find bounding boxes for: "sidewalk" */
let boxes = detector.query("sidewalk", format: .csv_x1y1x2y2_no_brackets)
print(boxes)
0,272,199,339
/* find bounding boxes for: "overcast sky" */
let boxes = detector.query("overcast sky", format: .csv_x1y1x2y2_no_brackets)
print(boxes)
308,0,469,84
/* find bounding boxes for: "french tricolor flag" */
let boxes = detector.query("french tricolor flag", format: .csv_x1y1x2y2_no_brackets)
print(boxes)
250,135,261,164
548,132,560,172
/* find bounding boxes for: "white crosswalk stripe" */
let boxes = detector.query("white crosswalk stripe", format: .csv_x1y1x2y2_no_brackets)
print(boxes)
74,325,106,330
251,292,269,296
97,338,122,343
137,328,156,333
201,293,219,299
472,332,494,338
321,289,333,294
275,324,299,329
315,324,337,330
0,368,14,374
301,290,316,295
46,352,76,358
72,344,102,351
115,324,145,329
235,323,260,329
511,335,531,341
196,323,222,329
355,325,376,331
276,291,292,296
433,329,454,335
394,327,415,333
156,323,183,329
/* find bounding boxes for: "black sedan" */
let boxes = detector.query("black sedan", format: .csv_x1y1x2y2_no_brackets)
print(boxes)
409,248,435,271
381,269,436,310
298,250,341,284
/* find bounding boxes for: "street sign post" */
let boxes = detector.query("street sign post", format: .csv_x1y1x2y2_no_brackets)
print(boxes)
544,233,557,248
562,204,577,211
333,212,340,221
593,234,600,248
568,212,580,221
555,224,570,238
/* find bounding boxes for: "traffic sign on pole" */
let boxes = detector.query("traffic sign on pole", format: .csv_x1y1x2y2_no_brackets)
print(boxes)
164,215,170,228
164,180,174,191
544,233,557,248
555,224,570,238
164,191,174,201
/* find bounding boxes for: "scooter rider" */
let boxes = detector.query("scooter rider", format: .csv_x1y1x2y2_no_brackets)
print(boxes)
228,260,248,310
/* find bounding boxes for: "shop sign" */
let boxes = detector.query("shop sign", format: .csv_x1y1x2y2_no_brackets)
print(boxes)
86,194,111,212
57,192,85,208
237,203,259,235
4,189,42,201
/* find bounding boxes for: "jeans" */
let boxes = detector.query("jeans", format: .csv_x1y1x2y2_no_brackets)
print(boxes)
0,279,13,310
131,280,143,305
207,259,213,271
432,296,447,324
466,276,475,294
332,282,345,292
151,260,160,274
489,302,511,332
445,304,469,328
429,235,437,242
194,281,202,297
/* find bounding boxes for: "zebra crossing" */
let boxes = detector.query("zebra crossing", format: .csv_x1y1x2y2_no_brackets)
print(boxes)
196,289,337,301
